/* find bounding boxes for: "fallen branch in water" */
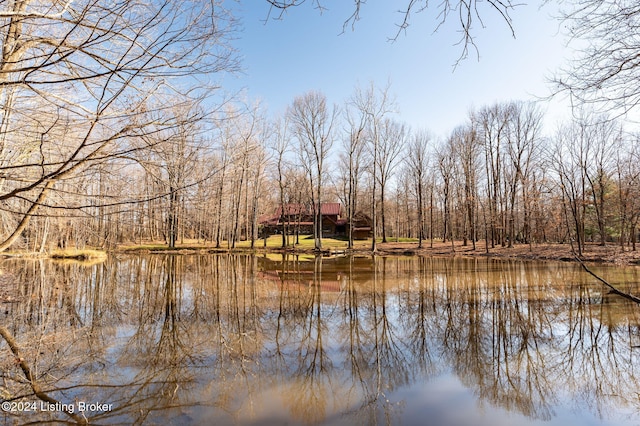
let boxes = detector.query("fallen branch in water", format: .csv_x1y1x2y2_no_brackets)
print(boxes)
0,325,88,424
573,255,640,304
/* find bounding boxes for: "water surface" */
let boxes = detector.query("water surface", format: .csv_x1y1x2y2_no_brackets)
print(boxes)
1,254,639,425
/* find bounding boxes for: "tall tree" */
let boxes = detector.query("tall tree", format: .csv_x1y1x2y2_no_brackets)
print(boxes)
583,117,619,246
133,99,213,248
288,91,337,251
615,136,640,251
350,83,395,252
341,96,369,249
376,119,406,243
270,116,292,248
476,104,509,248
551,121,589,255
504,102,542,247
229,103,266,249
406,131,431,248
451,124,480,249
437,138,457,251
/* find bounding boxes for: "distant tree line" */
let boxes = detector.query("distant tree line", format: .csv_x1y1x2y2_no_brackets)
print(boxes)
5,81,639,254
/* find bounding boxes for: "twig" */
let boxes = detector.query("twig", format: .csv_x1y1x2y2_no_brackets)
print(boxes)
573,255,640,304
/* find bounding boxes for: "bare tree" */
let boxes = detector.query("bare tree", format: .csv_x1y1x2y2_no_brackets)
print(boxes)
583,117,619,246
406,131,431,248
212,117,234,248
436,138,457,251
551,122,588,255
504,102,542,247
376,119,406,243
133,100,213,248
350,83,395,252
615,135,640,251
0,0,237,252
550,112,623,253
229,103,266,249
248,145,269,249
451,123,480,249
476,104,510,248
288,91,337,251
341,96,369,249
270,116,292,248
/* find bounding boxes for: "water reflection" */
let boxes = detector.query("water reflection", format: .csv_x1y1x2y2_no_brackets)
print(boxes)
1,254,639,425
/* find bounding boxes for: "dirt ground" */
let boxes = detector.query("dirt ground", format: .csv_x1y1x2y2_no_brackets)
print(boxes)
367,240,640,266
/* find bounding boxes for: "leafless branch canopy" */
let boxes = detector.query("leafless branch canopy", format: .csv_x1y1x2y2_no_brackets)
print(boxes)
0,0,238,251
552,0,640,116
264,0,519,63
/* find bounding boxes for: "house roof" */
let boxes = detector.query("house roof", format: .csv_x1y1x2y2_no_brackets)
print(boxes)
258,214,280,226
320,203,341,216
259,203,343,225
352,211,372,221
275,204,307,216
274,203,342,217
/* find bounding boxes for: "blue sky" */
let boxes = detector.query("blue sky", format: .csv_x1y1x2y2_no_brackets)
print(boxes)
224,2,570,138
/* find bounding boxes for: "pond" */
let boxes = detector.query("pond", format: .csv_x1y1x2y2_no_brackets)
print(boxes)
0,254,639,425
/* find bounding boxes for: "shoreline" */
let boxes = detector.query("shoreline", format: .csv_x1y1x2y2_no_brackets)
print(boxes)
2,242,639,267
117,241,640,267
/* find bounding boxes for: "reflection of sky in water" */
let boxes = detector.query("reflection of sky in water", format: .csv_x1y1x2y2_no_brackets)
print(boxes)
1,255,639,425
397,374,533,426
395,374,635,426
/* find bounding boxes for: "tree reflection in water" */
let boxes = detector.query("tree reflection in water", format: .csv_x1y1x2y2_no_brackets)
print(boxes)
0,254,638,425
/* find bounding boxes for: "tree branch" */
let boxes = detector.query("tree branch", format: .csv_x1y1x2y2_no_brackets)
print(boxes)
573,255,640,304
0,325,88,424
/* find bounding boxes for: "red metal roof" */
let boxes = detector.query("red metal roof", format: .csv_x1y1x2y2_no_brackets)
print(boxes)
258,214,280,225
320,203,341,216
276,204,307,216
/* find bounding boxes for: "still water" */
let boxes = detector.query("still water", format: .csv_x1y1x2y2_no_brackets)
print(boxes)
1,254,639,425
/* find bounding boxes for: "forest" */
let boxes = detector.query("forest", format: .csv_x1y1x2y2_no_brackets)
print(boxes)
1,0,639,257
5,89,640,257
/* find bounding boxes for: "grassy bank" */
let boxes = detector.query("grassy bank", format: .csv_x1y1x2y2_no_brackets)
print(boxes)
1,248,108,265
49,248,108,261
118,235,420,253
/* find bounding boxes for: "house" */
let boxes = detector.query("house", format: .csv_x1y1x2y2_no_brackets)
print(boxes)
347,211,372,240
260,203,344,236
259,203,372,239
